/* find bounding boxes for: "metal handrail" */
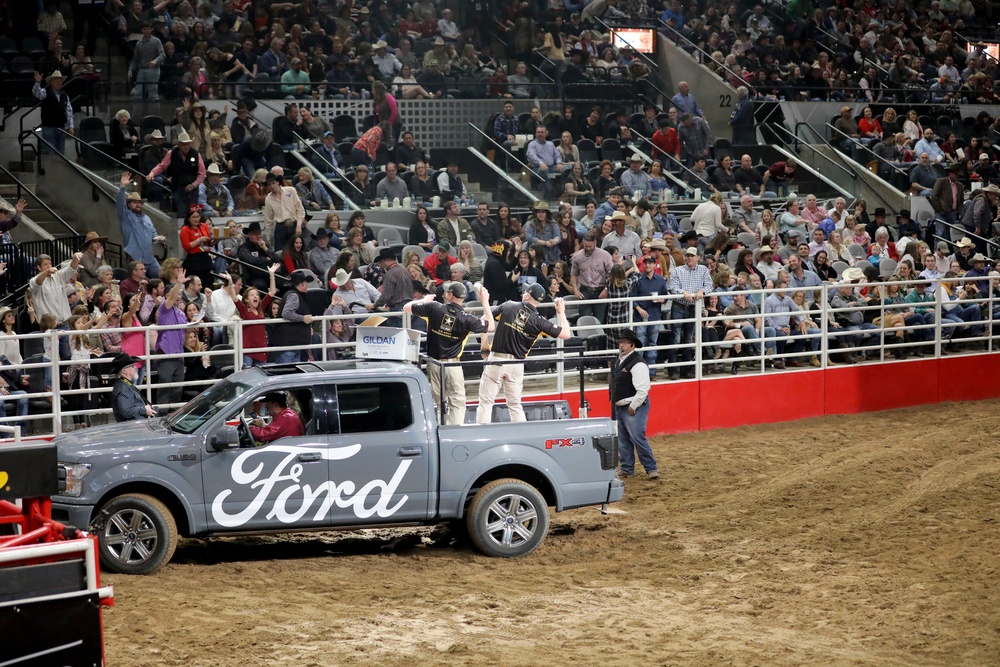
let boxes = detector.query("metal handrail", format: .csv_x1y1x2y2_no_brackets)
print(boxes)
772,122,857,182
937,216,1000,251
467,122,544,183
824,122,908,176
466,147,539,203
291,130,365,207
24,128,132,212
0,162,79,236
627,129,694,194
654,17,747,91
55,128,172,195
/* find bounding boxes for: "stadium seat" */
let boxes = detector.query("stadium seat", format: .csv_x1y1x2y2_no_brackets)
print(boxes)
377,227,403,246
79,116,107,144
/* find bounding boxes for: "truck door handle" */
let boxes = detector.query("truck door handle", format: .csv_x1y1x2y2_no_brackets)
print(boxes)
297,452,322,462
397,446,422,457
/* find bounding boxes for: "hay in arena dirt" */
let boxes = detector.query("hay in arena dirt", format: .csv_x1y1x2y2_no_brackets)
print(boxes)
103,400,1000,665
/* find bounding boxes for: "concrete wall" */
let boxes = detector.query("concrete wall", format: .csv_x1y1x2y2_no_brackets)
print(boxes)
656,34,739,143
35,157,179,256
811,144,907,212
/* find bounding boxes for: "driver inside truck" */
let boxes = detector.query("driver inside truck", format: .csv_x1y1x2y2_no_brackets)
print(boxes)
250,391,305,443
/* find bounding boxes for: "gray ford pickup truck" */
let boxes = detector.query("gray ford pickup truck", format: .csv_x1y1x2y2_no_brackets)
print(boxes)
51,361,623,574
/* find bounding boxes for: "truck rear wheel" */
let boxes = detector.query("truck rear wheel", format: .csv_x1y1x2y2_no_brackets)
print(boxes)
96,494,178,575
466,479,549,558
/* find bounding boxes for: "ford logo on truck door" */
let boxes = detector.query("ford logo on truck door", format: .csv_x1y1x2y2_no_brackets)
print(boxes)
210,445,411,527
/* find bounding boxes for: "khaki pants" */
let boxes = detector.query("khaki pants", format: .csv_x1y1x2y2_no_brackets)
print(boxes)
476,352,525,423
429,357,467,426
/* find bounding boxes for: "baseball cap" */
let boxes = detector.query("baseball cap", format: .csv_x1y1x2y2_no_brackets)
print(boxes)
684,247,699,256
443,281,467,298
522,282,546,300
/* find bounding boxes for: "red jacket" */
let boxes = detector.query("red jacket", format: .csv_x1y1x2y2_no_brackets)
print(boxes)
423,251,457,285
250,406,305,442
650,127,679,160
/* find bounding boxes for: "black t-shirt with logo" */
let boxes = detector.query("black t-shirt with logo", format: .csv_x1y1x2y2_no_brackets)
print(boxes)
411,301,488,359
490,301,562,359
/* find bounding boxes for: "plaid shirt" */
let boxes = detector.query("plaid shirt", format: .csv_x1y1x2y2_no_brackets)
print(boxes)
100,322,123,353
493,113,520,141
606,273,639,328
677,117,712,160
668,263,713,305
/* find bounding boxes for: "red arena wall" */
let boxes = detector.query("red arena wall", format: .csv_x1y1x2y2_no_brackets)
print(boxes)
530,352,1000,436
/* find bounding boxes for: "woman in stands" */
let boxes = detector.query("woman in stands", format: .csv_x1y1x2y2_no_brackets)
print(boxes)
710,155,739,199
902,110,922,145
66,314,101,430
563,162,593,204
344,227,374,267
881,108,901,136
351,121,390,170
204,132,229,173
408,205,437,252
392,65,431,100
295,167,332,211
180,207,214,288
182,328,217,399
347,164,375,208
704,293,744,373
734,249,764,282
409,162,439,202
325,212,347,248
852,199,872,233
497,203,525,242
556,132,579,167
457,240,484,283
812,250,838,282
332,250,361,284
648,161,669,195
109,109,139,160
556,210,579,262
282,234,309,274
827,230,855,265
756,208,779,246
594,160,616,200
241,168,268,210
182,59,215,105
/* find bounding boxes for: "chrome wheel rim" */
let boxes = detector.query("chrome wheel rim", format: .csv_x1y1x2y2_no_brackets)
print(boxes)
483,493,538,549
103,508,159,566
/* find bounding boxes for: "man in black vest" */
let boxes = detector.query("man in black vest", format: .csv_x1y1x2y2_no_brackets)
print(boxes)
274,269,315,364
32,70,74,155
146,131,206,216
612,328,658,480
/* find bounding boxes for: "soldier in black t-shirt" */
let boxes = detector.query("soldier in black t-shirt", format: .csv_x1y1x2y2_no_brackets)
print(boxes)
405,281,493,425
475,283,571,423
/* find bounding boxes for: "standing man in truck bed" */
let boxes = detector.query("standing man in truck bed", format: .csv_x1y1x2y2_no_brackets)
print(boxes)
405,281,494,425
476,283,570,423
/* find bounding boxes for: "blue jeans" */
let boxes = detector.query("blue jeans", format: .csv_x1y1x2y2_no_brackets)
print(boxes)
635,322,661,368
41,126,66,155
133,66,160,101
0,389,28,434
739,324,776,354
273,350,301,364
668,302,696,369
616,401,656,476
144,256,160,279
843,323,880,349
904,312,934,342
243,354,263,368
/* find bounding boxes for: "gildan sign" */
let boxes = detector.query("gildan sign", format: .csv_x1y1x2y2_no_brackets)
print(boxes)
356,316,421,362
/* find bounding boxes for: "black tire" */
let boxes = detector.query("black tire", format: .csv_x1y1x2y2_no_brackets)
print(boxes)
465,478,549,558
96,493,178,575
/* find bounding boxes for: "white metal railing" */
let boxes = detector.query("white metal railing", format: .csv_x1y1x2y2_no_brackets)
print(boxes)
2,276,997,437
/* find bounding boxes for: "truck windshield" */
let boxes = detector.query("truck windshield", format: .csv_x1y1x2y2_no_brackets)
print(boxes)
164,380,251,434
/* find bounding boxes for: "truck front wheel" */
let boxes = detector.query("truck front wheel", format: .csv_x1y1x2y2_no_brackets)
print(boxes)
96,494,178,575
466,479,549,558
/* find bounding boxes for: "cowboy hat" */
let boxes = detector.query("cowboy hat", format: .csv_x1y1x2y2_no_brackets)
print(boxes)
433,37,445,46
610,211,629,221
957,237,975,248
147,129,165,140
109,352,144,374
374,40,388,49
46,70,65,84
628,154,643,162
758,244,774,253
0,306,13,320
80,231,109,250
617,328,642,348
332,268,352,287
982,184,1000,194
288,269,315,287
314,227,331,239
243,221,264,235
649,238,667,250
250,129,271,153
840,266,866,283
376,247,397,262
532,200,550,211
125,192,146,203
971,253,988,262
206,163,224,175
176,131,193,143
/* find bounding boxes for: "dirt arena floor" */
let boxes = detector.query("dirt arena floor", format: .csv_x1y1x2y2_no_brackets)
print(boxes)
103,399,1000,666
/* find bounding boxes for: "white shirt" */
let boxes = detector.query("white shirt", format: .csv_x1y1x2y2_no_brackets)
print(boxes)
691,200,726,238
615,350,650,410
205,289,238,322
28,263,77,323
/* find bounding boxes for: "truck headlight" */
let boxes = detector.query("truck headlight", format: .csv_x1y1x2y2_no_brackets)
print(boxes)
58,462,92,497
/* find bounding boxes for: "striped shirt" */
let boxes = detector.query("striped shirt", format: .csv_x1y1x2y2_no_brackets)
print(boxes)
668,263,713,305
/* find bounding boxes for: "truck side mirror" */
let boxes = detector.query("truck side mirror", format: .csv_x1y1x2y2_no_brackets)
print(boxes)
211,425,240,451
